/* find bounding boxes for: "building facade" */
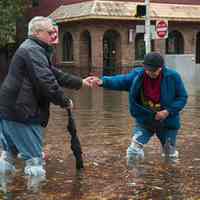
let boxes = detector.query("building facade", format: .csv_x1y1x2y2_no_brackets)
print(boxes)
27,0,200,76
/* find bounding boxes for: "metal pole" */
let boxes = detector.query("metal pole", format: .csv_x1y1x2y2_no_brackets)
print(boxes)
145,0,151,54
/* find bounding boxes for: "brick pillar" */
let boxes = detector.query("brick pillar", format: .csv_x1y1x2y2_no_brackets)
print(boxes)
184,30,195,54
121,28,135,73
73,31,80,67
91,31,103,76
154,39,166,55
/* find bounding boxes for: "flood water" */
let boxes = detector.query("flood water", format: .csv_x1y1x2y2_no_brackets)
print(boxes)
1,85,200,199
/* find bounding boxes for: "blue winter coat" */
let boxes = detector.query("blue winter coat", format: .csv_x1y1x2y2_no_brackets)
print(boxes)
101,66,188,130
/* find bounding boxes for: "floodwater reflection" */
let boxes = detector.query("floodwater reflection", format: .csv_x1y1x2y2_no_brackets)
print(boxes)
1,87,200,200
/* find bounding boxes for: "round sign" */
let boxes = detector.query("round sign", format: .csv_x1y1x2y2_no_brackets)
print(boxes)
156,20,168,38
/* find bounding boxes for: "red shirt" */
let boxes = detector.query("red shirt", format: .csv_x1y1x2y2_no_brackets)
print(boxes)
141,70,163,111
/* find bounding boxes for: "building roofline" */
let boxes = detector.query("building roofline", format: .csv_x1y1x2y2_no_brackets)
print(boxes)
50,1,200,23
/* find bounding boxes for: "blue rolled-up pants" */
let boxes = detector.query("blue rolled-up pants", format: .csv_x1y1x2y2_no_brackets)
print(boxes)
0,119,43,160
133,123,178,147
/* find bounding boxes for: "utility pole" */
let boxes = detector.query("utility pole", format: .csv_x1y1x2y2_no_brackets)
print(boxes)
145,0,151,54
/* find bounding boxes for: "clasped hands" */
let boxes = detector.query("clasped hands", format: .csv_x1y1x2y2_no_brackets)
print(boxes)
82,76,102,87
155,109,169,121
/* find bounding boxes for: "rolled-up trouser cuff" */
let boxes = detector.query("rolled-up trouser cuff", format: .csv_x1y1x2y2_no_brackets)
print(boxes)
0,151,14,163
127,141,144,160
130,138,143,149
24,157,46,176
0,151,16,174
25,157,44,166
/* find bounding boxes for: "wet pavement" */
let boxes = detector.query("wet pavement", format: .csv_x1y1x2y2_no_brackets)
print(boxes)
1,86,200,200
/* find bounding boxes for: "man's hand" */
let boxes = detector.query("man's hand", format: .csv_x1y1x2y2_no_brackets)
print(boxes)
62,96,74,109
92,77,103,86
82,76,102,87
67,98,74,109
82,76,94,87
155,109,169,121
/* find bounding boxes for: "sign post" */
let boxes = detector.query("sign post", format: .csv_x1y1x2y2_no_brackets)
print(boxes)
145,0,151,54
156,20,168,39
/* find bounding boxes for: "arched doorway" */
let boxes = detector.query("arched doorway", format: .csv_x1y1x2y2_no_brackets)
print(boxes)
166,30,184,54
196,32,200,63
80,30,92,75
103,30,121,75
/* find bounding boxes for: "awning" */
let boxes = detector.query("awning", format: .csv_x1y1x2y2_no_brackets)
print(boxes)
50,0,200,23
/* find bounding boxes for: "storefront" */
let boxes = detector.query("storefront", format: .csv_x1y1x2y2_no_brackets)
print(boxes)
50,1,200,75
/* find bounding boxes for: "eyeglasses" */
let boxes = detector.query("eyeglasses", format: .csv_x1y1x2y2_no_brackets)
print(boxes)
46,30,55,35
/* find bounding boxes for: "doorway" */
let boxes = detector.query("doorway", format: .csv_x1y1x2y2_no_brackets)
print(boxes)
103,30,121,75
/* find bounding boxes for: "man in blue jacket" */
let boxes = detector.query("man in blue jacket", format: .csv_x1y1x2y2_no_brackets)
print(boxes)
91,52,188,166
0,16,92,177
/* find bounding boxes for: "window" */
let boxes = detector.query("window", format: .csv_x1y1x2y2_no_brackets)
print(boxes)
166,31,184,54
63,32,73,61
135,33,145,60
32,0,39,7
135,33,154,60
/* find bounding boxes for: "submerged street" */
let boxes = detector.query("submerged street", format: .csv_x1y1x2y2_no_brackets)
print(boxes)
1,84,200,200
1,0,200,199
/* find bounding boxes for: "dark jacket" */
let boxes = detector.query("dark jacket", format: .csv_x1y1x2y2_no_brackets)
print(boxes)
0,37,82,127
102,66,188,130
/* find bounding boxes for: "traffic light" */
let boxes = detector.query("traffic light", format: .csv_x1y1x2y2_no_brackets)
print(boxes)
135,4,146,17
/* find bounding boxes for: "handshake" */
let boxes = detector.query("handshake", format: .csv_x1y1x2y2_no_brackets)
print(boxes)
82,76,103,87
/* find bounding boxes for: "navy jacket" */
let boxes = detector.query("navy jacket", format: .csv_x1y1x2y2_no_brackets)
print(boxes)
102,67,188,130
0,37,82,127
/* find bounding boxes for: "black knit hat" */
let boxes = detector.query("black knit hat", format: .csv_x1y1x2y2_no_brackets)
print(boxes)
143,52,164,71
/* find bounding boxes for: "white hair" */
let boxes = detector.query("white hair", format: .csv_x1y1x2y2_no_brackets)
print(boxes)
28,16,52,36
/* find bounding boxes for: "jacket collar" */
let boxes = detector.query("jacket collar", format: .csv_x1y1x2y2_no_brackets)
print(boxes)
28,36,54,61
161,65,171,77
28,36,52,51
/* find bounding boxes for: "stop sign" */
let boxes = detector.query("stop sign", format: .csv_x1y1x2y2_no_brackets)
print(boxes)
156,20,168,39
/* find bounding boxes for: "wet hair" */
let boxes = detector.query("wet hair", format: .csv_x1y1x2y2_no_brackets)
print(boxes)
28,16,52,36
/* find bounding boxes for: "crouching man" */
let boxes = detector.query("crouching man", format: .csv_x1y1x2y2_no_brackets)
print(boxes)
90,52,188,167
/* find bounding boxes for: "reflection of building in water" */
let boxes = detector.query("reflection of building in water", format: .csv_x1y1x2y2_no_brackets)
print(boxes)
17,0,200,76
67,87,131,132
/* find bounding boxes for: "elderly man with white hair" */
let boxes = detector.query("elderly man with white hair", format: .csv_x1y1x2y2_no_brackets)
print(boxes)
0,16,92,178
